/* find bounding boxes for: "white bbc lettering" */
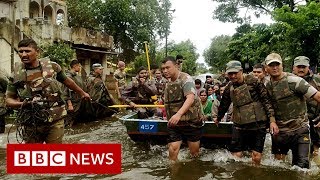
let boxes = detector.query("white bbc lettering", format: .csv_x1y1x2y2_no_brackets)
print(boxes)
50,151,66,166
14,151,30,166
32,151,48,166
69,153,115,165
82,153,90,165
70,153,80,165
91,153,104,165
105,153,114,165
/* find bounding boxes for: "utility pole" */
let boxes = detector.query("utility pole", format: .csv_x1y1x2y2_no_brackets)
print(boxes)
11,0,17,72
165,9,175,57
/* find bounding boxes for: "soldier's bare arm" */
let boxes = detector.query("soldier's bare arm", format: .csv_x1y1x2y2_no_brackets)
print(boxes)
312,91,320,103
5,94,23,108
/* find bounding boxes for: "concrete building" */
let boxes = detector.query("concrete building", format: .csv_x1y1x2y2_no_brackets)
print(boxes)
0,0,116,75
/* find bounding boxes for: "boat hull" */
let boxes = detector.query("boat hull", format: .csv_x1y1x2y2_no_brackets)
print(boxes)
120,113,233,148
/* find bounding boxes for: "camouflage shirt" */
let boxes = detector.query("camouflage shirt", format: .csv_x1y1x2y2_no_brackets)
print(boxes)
121,76,157,104
218,74,275,128
114,69,126,88
6,59,68,121
266,73,317,132
303,74,320,120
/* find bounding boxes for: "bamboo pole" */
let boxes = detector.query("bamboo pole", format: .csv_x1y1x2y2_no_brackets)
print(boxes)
108,104,164,108
144,41,152,79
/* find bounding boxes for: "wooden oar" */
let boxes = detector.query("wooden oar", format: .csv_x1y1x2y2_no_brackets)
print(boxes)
108,104,164,108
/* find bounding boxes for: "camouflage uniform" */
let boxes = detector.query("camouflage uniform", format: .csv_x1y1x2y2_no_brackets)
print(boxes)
164,72,203,143
154,76,167,99
114,69,126,89
218,74,275,153
0,72,8,133
86,73,114,118
63,70,87,125
121,76,157,118
304,74,320,150
266,72,317,168
6,58,67,143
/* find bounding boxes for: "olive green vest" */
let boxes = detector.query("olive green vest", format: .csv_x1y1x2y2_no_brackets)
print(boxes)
230,75,267,125
13,58,66,122
268,74,306,121
164,73,202,122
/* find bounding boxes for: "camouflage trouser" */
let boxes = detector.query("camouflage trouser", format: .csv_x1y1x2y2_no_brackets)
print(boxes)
24,119,64,144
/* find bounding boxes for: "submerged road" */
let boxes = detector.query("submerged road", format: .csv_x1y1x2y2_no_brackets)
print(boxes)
0,113,320,179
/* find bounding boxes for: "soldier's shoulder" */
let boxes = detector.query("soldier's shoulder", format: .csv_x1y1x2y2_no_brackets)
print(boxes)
286,73,303,83
179,72,192,82
244,74,258,84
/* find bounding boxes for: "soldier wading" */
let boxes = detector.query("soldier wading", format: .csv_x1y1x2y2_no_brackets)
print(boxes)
6,39,90,143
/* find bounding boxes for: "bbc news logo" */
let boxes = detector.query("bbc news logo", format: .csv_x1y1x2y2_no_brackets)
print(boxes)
7,144,121,174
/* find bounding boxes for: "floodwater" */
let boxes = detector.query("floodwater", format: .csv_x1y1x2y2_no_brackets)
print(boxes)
1,113,320,180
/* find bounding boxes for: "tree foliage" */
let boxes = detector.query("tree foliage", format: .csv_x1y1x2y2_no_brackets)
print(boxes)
67,0,100,30
67,0,173,63
273,2,320,66
203,35,232,72
208,2,320,72
212,0,314,23
41,42,75,68
166,40,199,75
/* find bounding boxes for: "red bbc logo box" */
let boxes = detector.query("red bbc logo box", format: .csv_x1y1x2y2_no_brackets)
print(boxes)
7,144,121,174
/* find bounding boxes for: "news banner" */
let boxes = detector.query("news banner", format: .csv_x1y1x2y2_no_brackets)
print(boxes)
6,144,122,174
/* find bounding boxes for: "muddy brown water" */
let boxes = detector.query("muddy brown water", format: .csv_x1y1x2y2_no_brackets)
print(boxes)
0,113,320,179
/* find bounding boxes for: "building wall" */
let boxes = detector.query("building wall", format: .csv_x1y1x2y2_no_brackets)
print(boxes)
0,38,20,75
0,0,115,74
0,2,10,19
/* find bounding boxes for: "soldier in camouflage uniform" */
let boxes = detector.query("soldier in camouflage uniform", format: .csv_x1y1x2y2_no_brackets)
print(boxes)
63,60,87,126
114,61,126,90
0,70,8,133
265,53,320,168
86,63,115,118
121,66,157,119
162,56,204,161
5,39,90,143
154,69,167,100
292,56,320,156
214,60,278,165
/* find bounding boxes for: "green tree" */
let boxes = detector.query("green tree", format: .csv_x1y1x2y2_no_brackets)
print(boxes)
273,2,320,66
67,0,173,63
41,42,75,68
98,0,173,62
67,0,100,30
166,40,199,75
212,0,314,23
203,35,232,72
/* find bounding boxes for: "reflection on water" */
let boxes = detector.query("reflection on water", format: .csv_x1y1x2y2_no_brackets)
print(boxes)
0,114,320,179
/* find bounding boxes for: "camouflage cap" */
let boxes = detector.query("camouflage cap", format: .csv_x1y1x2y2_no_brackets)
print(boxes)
92,63,104,69
293,56,310,66
226,60,242,73
265,53,282,65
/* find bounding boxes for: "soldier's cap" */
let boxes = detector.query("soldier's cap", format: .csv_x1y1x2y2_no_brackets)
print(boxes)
92,63,104,69
294,56,310,66
265,53,282,65
226,60,242,73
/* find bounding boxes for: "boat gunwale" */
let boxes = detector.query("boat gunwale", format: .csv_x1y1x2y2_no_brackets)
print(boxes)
119,112,233,125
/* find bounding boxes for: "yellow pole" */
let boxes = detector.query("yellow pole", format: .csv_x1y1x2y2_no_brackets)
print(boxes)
144,41,152,79
109,104,164,108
